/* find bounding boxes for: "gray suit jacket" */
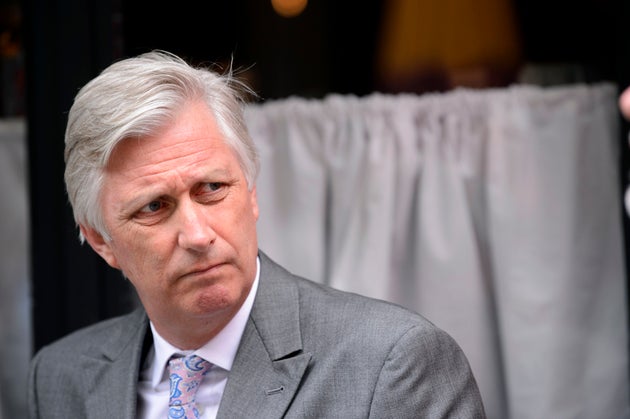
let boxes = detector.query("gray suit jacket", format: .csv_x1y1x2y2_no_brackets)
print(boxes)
28,251,486,418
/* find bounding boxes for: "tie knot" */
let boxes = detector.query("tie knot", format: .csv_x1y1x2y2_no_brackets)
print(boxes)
168,354,212,377
168,354,212,418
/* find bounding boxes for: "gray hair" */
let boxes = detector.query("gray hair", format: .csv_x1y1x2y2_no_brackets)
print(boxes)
64,50,259,242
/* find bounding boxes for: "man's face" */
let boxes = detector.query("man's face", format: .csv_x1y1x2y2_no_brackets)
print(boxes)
82,100,259,345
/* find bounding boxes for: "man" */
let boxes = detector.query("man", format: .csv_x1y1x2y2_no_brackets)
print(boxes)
28,50,486,418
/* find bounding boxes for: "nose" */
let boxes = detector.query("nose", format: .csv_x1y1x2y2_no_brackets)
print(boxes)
176,199,216,252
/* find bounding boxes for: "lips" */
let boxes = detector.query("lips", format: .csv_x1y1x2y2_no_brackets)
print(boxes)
181,262,226,278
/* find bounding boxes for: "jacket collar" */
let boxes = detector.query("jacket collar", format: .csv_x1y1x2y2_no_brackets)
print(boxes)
82,308,149,419
217,251,311,418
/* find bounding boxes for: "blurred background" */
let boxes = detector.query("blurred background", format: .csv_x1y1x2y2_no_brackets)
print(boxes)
0,0,628,417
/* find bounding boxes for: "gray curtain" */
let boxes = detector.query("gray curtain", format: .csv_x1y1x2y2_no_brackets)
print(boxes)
246,83,629,419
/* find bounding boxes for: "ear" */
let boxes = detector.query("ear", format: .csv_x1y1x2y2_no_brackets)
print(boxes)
250,185,259,221
620,86,630,120
79,224,121,269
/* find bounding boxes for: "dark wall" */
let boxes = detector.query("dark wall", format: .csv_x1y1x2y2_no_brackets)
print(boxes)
513,0,619,82
24,0,134,351
121,0,384,100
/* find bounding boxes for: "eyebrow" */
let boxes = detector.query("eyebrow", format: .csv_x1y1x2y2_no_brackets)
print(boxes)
115,168,237,216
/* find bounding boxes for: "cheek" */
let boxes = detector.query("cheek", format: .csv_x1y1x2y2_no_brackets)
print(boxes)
234,201,259,241
110,234,167,282
215,194,258,236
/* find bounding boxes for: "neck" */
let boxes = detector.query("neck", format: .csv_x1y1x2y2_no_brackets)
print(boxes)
152,304,240,350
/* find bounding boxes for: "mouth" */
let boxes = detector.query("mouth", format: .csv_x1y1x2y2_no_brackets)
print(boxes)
181,262,227,279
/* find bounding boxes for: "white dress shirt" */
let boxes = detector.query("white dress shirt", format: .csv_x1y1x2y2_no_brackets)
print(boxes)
137,257,260,419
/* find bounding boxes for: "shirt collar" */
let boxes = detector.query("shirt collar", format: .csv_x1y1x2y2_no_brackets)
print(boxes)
148,256,260,388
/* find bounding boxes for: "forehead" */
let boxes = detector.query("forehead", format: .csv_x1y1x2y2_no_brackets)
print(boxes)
106,101,237,174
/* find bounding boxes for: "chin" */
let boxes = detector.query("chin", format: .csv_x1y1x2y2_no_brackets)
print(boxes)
191,285,241,314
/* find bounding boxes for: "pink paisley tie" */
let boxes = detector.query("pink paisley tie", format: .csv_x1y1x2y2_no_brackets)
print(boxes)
167,354,212,419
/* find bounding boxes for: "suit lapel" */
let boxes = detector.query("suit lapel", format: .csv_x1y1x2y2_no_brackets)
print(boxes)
83,309,149,419
217,252,311,419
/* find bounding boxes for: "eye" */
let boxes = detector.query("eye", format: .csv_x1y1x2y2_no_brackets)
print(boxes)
138,200,167,215
131,197,172,224
206,182,222,192
196,182,229,203
146,201,162,212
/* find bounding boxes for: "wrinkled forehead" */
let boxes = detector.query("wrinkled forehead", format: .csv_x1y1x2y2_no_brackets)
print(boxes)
105,100,227,164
